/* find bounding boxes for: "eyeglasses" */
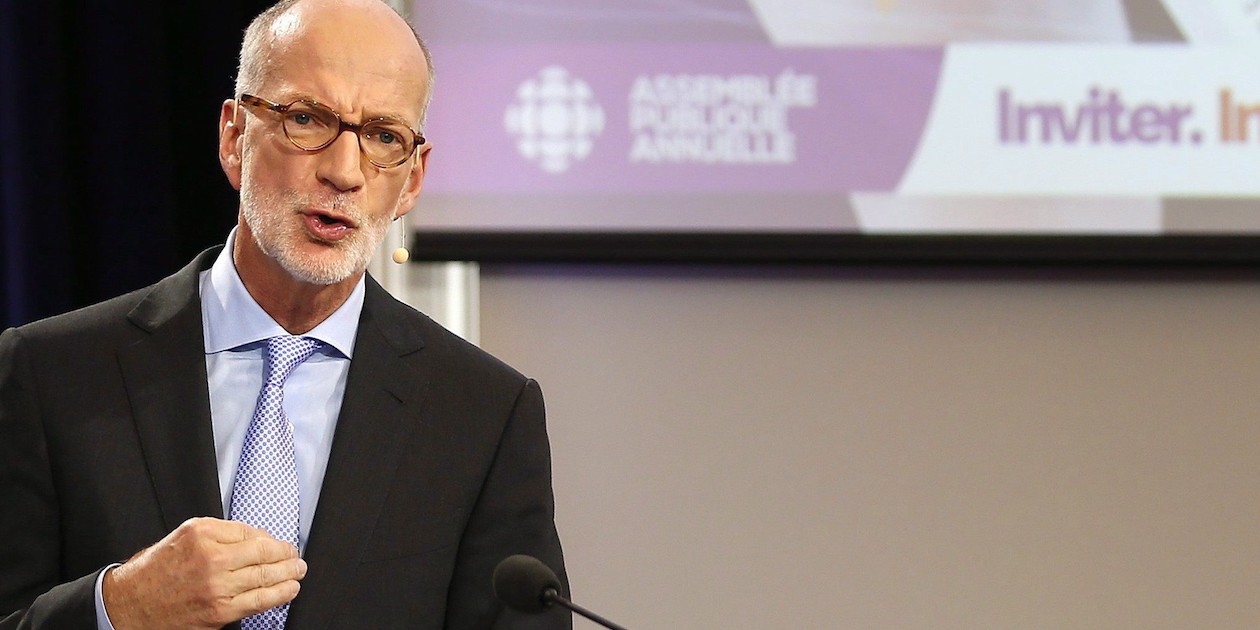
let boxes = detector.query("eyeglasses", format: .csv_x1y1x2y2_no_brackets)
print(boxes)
238,93,425,168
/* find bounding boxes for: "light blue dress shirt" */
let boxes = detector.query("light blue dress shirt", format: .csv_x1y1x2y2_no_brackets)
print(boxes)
95,230,364,629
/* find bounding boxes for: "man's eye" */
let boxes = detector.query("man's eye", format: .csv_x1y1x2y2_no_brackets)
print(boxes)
378,131,398,145
291,112,312,125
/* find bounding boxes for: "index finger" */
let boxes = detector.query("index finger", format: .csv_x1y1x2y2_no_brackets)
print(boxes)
223,534,301,571
183,517,273,545
201,519,300,566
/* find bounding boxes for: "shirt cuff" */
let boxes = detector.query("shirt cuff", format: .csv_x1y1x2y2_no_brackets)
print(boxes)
94,563,123,630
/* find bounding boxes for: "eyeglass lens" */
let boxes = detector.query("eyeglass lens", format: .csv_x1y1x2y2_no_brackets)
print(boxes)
281,101,415,166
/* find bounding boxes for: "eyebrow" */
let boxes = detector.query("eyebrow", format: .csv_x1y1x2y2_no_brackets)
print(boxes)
285,93,416,127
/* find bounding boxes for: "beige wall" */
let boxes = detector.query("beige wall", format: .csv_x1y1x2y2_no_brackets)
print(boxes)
478,265,1260,629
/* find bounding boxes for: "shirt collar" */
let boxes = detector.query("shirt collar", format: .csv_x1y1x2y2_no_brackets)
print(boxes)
200,228,365,358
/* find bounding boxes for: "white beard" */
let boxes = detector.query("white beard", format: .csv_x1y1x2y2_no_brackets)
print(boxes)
239,178,392,286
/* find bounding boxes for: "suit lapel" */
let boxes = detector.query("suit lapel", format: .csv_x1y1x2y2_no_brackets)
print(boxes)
286,278,427,628
118,249,225,530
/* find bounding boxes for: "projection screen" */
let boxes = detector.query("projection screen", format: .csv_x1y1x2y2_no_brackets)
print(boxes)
407,0,1260,263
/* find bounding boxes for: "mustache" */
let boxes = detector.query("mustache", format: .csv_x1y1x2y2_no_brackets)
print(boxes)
293,193,363,219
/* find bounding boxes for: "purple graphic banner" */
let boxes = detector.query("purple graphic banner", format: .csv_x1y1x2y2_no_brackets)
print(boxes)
421,45,943,195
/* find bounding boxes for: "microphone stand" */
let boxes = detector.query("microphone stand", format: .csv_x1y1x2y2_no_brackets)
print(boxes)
543,587,632,630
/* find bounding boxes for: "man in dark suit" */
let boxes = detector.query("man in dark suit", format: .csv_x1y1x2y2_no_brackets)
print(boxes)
0,0,568,628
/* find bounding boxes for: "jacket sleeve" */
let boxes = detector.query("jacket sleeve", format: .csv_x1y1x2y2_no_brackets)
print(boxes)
0,328,99,629
443,378,572,630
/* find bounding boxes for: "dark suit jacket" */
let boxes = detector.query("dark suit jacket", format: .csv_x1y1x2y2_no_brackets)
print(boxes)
0,248,570,629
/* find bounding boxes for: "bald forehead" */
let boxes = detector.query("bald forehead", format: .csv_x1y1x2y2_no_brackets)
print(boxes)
270,0,426,69
258,0,430,121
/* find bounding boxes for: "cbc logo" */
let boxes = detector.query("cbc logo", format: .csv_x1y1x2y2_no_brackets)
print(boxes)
504,66,605,174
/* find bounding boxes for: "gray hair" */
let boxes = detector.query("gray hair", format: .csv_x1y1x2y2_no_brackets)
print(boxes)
233,0,435,128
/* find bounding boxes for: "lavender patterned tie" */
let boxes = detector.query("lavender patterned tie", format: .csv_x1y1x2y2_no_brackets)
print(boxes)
230,335,319,630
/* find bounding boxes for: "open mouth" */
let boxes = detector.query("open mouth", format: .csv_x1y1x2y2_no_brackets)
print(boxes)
304,210,357,241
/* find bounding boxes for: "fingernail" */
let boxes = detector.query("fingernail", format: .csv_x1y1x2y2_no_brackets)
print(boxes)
298,559,308,578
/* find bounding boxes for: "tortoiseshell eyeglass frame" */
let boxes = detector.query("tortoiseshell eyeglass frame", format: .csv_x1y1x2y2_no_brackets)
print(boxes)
238,93,425,168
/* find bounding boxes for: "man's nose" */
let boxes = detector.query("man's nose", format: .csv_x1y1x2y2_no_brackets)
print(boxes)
315,129,367,192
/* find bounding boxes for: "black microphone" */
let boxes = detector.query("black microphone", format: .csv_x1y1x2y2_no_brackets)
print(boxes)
493,554,632,630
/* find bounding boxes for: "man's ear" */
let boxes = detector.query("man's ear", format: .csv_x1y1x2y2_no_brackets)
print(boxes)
218,99,245,191
394,143,431,220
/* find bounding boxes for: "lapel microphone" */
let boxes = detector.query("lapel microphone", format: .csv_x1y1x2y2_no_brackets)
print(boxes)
391,216,410,263
493,554,633,630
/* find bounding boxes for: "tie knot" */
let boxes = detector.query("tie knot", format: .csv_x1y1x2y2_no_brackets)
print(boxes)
265,336,320,386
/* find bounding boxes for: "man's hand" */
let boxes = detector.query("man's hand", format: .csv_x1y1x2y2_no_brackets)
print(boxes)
101,517,306,630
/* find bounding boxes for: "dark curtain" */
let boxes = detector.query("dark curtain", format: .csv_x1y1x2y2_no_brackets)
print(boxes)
0,0,273,328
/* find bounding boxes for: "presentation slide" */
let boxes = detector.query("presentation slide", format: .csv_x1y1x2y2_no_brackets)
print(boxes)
410,0,1260,237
